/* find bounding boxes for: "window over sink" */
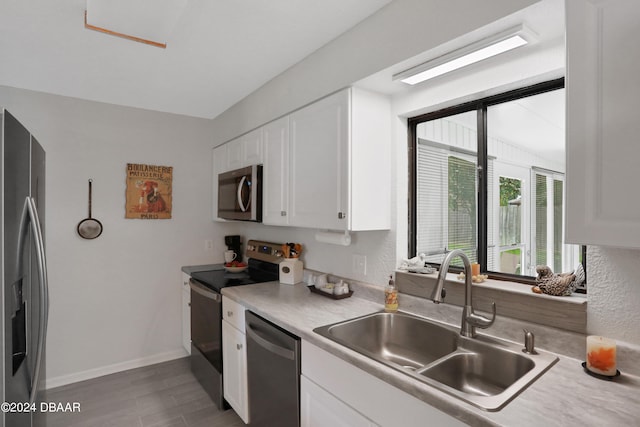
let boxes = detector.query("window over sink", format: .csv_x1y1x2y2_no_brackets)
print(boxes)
408,78,585,285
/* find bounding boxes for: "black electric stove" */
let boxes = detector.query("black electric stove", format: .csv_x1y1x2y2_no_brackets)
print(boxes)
190,240,283,293
189,240,284,411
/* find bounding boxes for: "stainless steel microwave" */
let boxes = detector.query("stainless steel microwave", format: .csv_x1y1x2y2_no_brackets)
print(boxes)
218,165,262,221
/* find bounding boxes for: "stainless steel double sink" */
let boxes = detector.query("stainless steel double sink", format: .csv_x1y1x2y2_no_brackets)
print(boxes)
313,311,558,411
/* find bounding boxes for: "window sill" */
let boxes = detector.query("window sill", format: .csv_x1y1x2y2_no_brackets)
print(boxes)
395,270,587,334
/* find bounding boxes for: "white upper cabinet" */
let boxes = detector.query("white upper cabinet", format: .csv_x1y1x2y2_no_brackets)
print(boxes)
241,127,264,166
566,0,640,248
227,128,263,171
212,87,390,230
226,139,244,171
212,128,264,222
348,88,391,231
289,90,349,230
263,117,290,226
288,88,391,231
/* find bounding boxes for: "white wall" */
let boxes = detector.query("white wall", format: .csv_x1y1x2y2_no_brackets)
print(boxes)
0,86,229,386
222,222,397,287
211,0,640,348
587,247,640,344
209,0,538,146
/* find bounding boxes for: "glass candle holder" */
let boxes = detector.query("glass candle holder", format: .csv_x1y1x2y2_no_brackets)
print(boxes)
586,335,617,376
471,263,480,277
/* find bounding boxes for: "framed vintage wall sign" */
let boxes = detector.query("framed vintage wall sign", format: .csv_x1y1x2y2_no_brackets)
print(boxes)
125,163,173,219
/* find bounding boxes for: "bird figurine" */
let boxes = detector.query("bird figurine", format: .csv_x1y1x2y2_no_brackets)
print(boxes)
532,264,585,296
399,253,428,270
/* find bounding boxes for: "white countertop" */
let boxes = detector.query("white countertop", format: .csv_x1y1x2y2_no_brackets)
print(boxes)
222,281,640,427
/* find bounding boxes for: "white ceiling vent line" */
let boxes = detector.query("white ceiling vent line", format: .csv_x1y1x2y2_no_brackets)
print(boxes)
85,0,188,48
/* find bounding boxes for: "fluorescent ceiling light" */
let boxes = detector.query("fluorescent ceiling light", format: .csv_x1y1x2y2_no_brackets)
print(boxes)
394,25,532,85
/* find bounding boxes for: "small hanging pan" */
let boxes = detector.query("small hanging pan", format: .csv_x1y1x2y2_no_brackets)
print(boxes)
77,179,103,239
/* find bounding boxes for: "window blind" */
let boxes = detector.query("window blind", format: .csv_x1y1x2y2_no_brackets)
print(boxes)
416,142,448,262
416,140,478,265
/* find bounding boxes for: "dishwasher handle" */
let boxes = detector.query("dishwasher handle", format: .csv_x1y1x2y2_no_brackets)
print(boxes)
189,279,221,302
246,321,296,361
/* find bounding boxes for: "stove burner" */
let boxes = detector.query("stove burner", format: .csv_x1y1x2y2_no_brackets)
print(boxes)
190,240,282,292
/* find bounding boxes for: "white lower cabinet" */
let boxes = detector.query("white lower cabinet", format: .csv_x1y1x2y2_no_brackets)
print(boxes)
222,321,249,423
301,341,465,427
181,273,191,355
222,297,249,423
301,376,378,427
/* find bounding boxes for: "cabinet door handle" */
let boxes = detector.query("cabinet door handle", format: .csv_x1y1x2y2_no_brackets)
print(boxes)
227,311,233,317
338,212,346,219
281,211,287,216
237,344,243,350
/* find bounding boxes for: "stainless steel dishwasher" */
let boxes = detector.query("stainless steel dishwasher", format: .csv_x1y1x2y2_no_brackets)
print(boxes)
245,311,301,427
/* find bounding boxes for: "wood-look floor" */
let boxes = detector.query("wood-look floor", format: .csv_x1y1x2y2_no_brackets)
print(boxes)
43,357,244,427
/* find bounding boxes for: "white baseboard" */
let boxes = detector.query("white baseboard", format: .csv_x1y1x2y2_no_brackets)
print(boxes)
44,348,189,390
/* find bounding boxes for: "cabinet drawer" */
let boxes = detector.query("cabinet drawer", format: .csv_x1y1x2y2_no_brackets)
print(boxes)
222,296,246,332
301,376,378,427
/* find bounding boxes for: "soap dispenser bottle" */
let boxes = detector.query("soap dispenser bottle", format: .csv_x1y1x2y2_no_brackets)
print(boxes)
384,274,398,312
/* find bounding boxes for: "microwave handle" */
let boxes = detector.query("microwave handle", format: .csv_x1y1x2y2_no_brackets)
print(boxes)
237,175,251,212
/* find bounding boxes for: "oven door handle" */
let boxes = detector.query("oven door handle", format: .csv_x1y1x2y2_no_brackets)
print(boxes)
189,279,221,302
246,322,295,360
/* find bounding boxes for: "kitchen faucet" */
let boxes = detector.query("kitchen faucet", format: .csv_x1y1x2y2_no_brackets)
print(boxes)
430,249,496,338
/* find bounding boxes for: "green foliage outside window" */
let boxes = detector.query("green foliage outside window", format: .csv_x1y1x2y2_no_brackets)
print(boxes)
499,177,521,206
448,156,477,264
448,156,476,214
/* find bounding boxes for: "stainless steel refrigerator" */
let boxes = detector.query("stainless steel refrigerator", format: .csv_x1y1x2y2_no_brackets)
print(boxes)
1,110,49,427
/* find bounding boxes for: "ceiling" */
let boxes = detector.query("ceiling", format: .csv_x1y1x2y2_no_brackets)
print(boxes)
0,0,391,119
